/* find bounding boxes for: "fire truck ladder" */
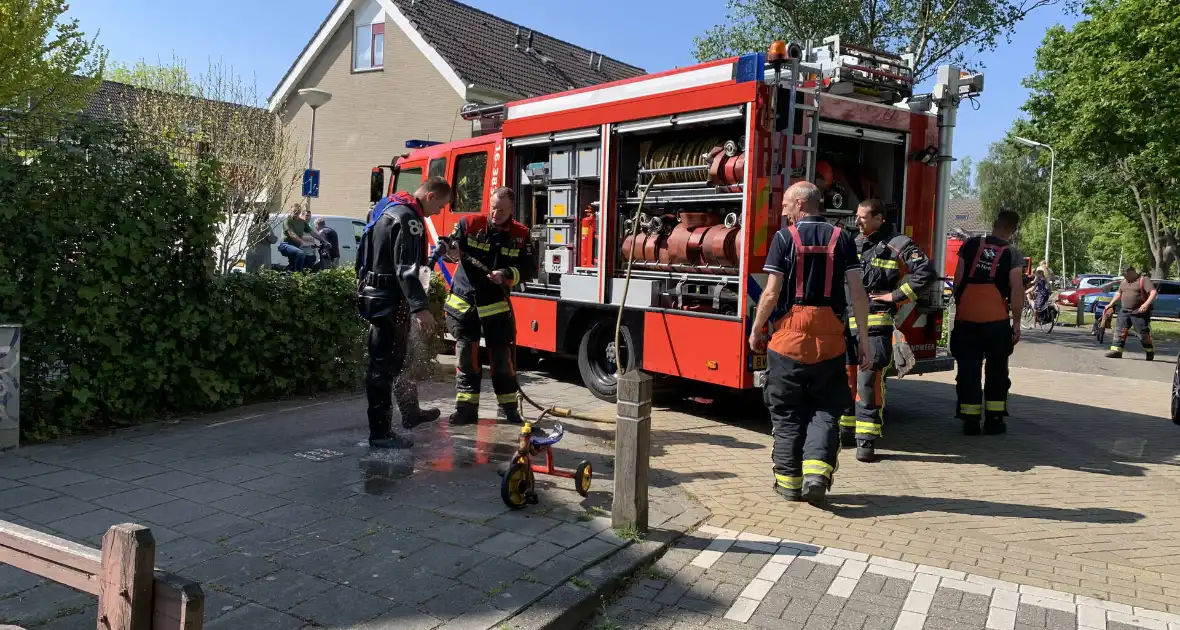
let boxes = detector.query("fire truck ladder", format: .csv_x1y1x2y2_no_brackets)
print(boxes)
772,55,823,184
807,35,916,104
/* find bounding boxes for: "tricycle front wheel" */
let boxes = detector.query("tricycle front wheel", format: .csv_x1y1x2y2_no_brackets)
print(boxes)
501,459,533,510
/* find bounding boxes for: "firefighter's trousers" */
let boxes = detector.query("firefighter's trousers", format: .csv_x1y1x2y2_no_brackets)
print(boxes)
1111,311,1154,356
366,299,420,440
765,351,849,492
853,327,893,440
446,301,519,415
841,326,858,437
949,320,1012,420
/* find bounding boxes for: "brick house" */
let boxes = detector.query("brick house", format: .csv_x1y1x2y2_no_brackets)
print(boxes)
268,0,645,218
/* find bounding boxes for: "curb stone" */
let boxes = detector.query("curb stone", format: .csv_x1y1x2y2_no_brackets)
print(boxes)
503,516,709,630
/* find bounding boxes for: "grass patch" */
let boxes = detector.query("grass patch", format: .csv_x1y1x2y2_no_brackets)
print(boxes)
570,576,591,588
614,524,646,543
642,565,669,580
487,582,509,597
520,572,537,583
1057,306,1180,340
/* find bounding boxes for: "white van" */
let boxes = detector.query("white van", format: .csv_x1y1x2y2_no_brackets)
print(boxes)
226,214,367,272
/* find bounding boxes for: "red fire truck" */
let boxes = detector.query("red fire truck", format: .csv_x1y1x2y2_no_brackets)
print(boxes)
370,36,984,401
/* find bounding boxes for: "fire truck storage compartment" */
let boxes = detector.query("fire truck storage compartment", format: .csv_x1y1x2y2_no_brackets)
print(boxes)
509,128,602,294
814,122,907,231
611,106,745,317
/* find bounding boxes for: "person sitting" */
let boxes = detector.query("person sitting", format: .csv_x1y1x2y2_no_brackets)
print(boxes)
278,203,317,271
1026,269,1052,323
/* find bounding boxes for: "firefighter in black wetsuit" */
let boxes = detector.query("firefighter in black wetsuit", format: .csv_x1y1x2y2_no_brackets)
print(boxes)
442,186,537,425
749,181,873,506
950,209,1025,436
354,177,451,449
839,199,936,463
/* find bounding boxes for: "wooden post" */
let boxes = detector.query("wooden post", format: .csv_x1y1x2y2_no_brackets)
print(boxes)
612,370,652,533
152,572,205,630
98,524,155,630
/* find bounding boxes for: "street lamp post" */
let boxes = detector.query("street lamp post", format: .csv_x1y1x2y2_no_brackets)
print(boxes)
297,88,332,214
1012,136,1056,268
1050,217,1066,284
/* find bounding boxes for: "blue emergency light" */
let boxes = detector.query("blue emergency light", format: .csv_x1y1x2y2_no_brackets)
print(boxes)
405,139,442,149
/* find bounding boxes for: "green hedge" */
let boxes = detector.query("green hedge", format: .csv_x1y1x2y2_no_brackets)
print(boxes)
0,118,445,441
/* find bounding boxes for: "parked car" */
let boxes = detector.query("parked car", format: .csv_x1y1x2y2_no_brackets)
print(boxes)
1072,274,1115,288
1057,277,1119,306
1081,279,1180,318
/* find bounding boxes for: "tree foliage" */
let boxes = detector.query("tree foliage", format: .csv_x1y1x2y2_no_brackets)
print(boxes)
693,0,1076,81
100,57,303,274
950,155,977,200
1022,0,1180,278
0,0,105,130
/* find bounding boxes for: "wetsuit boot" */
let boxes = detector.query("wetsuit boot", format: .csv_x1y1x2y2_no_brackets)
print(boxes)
402,407,441,429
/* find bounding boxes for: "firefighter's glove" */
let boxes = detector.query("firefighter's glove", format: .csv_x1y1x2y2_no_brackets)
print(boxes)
892,329,916,378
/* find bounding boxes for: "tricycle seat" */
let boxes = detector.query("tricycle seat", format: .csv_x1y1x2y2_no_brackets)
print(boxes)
529,422,565,447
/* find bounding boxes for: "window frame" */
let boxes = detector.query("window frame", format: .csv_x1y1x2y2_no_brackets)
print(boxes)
450,151,489,214
353,21,385,71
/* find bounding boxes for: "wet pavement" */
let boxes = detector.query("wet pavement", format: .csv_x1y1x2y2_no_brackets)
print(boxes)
0,363,705,629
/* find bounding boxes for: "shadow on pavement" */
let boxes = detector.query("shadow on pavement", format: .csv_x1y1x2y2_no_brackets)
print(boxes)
825,494,1144,524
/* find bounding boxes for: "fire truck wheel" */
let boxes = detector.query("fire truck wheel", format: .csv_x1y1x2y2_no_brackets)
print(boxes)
578,320,636,402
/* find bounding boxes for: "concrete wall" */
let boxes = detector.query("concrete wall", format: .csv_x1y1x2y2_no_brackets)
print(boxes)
278,7,473,219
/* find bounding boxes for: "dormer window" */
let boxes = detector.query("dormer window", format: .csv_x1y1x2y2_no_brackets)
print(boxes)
354,22,384,71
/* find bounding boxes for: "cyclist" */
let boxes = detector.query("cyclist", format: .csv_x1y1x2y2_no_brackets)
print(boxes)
1026,269,1052,325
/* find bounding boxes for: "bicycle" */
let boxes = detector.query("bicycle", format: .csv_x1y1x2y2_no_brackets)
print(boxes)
1021,301,1058,333
1090,299,1114,345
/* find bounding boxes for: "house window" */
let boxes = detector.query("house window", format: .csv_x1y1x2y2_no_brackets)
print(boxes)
354,22,384,71
452,152,488,213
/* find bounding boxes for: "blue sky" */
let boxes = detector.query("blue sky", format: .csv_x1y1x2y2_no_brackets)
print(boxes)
67,0,1078,176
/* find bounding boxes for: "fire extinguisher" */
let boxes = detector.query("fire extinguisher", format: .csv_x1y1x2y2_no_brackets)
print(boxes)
579,207,597,268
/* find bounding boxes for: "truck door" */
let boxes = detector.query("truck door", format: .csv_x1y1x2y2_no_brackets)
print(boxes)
445,146,491,236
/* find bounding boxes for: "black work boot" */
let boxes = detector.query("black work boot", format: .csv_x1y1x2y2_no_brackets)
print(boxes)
856,439,877,463
369,433,414,449
773,482,802,502
497,406,523,425
448,404,479,426
1146,351,1155,361
983,414,1007,435
1105,349,1123,359
962,415,982,436
800,475,828,506
402,407,441,430
840,429,856,449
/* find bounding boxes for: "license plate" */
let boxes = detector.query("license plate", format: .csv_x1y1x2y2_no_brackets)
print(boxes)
749,354,767,371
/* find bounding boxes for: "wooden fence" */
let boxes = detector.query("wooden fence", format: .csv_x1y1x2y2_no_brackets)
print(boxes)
0,520,203,630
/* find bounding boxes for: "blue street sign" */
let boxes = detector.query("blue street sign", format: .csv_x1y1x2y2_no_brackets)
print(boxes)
302,169,320,198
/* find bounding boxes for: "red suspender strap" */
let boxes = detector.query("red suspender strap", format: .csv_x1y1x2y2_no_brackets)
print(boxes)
788,224,841,300
968,239,985,281
788,226,805,297
988,246,1008,280
822,227,840,298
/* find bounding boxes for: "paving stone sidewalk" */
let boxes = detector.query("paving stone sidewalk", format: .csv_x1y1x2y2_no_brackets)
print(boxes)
586,526,1180,630
0,367,705,630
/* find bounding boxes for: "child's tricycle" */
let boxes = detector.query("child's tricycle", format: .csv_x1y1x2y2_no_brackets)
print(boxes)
500,420,593,509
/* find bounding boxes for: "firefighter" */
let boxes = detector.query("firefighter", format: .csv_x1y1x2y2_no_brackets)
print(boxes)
355,177,451,449
1104,265,1157,360
749,181,873,505
443,186,537,425
950,209,1024,436
840,199,936,463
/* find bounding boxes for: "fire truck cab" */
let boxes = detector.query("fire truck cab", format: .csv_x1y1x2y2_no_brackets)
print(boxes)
371,36,983,401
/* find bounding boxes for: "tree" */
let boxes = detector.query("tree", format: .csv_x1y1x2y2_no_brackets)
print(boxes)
976,135,1048,224
102,58,303,274
0,0,106,130
692,0,1076,81
1022,0,1180,279
950,155,977,200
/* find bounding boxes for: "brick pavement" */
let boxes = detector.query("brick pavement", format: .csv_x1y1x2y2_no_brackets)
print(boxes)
515,338,1180,618
0,365,706,629
585,526,1180,630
